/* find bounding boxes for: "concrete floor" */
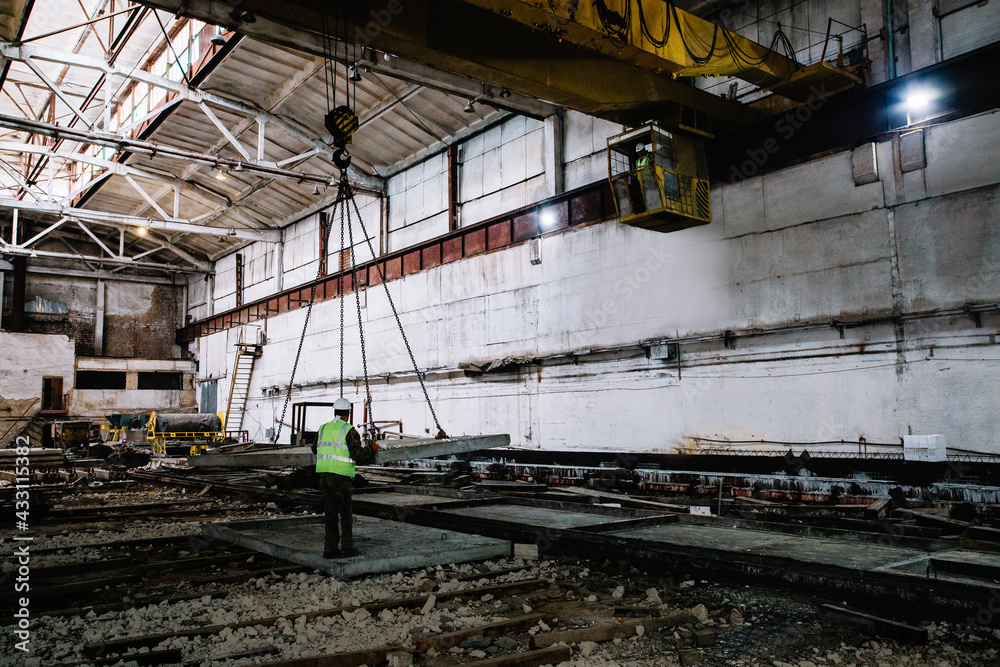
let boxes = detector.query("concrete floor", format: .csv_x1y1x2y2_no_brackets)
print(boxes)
203,515,511,578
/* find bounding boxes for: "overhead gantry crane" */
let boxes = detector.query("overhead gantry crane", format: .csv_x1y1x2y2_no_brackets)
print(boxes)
133,0,862,131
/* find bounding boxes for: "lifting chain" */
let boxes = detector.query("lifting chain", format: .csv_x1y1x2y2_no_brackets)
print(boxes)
346,183,446,438
273,173,446,443
272,281,317,443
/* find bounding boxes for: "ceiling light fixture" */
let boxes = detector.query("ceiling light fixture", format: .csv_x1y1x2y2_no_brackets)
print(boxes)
215,169,227,181
312,185,321,195
233,162,243,172
349,64,362,82
228,228,237,236
210,33,226,47
464,99,477,113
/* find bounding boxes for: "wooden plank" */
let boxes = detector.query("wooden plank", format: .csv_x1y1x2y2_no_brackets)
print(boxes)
559,486,690,512
85,579,549,656
35,557,133,580
817,604,927,643
960,538,1000,554
415,614,546,652
864,497,892,520
613,607,662,618
252,646,412,667
465,645,571,667
59,648,183,666
530,612,695,649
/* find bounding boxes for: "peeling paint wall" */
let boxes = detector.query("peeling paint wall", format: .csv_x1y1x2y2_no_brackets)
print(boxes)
9,275,184,359
0,331,75,418
103,284,183,359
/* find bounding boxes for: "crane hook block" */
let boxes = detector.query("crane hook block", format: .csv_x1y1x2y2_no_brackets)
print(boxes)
325,105,359,146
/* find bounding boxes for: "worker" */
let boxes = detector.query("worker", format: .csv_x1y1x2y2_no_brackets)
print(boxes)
629,143,651,213
635,143,651,171
313,397,365,558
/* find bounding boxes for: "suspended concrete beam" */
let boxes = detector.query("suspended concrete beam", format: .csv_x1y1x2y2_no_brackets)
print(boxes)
189,434,511,468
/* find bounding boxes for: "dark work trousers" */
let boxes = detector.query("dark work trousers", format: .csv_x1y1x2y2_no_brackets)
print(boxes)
319,473,353,553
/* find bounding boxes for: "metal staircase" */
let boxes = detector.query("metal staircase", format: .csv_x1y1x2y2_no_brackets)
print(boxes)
223,329,264,442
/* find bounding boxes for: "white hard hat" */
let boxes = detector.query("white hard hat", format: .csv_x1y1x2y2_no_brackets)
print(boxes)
333,397,351,412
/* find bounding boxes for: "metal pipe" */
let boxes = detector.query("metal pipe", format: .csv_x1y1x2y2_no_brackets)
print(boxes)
886,0,896,79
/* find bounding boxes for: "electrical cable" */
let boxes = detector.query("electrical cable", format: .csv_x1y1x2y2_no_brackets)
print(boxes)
636,0,670,48
594,0,631,48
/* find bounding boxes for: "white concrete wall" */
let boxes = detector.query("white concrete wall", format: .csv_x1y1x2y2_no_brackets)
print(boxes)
388,152,448,251
197,108,1000,453
72,357,197,416
564,111,623,192
460,115,546,225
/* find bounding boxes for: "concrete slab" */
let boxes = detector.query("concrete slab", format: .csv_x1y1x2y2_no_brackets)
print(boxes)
203,515,511,578
189,434,510,469
442,504,627,529
357,492,466,507
604,523,929,570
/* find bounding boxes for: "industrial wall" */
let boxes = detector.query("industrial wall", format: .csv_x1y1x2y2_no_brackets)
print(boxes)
698,0,1000,99
194,103,999,454
4,273,185,359
0,332,76,417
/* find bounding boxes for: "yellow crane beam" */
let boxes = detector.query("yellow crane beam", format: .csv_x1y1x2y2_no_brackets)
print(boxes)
462,1,861,102
135,0,757,127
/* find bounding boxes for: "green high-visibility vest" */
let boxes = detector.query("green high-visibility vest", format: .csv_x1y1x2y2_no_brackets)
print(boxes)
636,154,651,170
315,419,355,477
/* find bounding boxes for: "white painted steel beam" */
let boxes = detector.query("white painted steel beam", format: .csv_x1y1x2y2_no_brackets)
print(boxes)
0,41,384,191
0,197,281,242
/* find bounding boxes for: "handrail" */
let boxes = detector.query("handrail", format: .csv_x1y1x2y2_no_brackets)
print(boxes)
0,397,40,446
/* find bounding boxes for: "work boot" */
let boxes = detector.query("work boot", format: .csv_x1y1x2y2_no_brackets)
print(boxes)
340,547,360,558
323,549,341,559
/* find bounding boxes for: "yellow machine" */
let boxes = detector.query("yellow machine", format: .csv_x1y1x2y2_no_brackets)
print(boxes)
608,123,711,233
147,411,225,456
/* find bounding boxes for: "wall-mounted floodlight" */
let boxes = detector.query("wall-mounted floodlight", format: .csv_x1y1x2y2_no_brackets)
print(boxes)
538,208,557,230
903,87,936,126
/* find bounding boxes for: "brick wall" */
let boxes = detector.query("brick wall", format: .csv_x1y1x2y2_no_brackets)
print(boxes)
104,285,181,359
23,313,96,356
18,278,182,360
